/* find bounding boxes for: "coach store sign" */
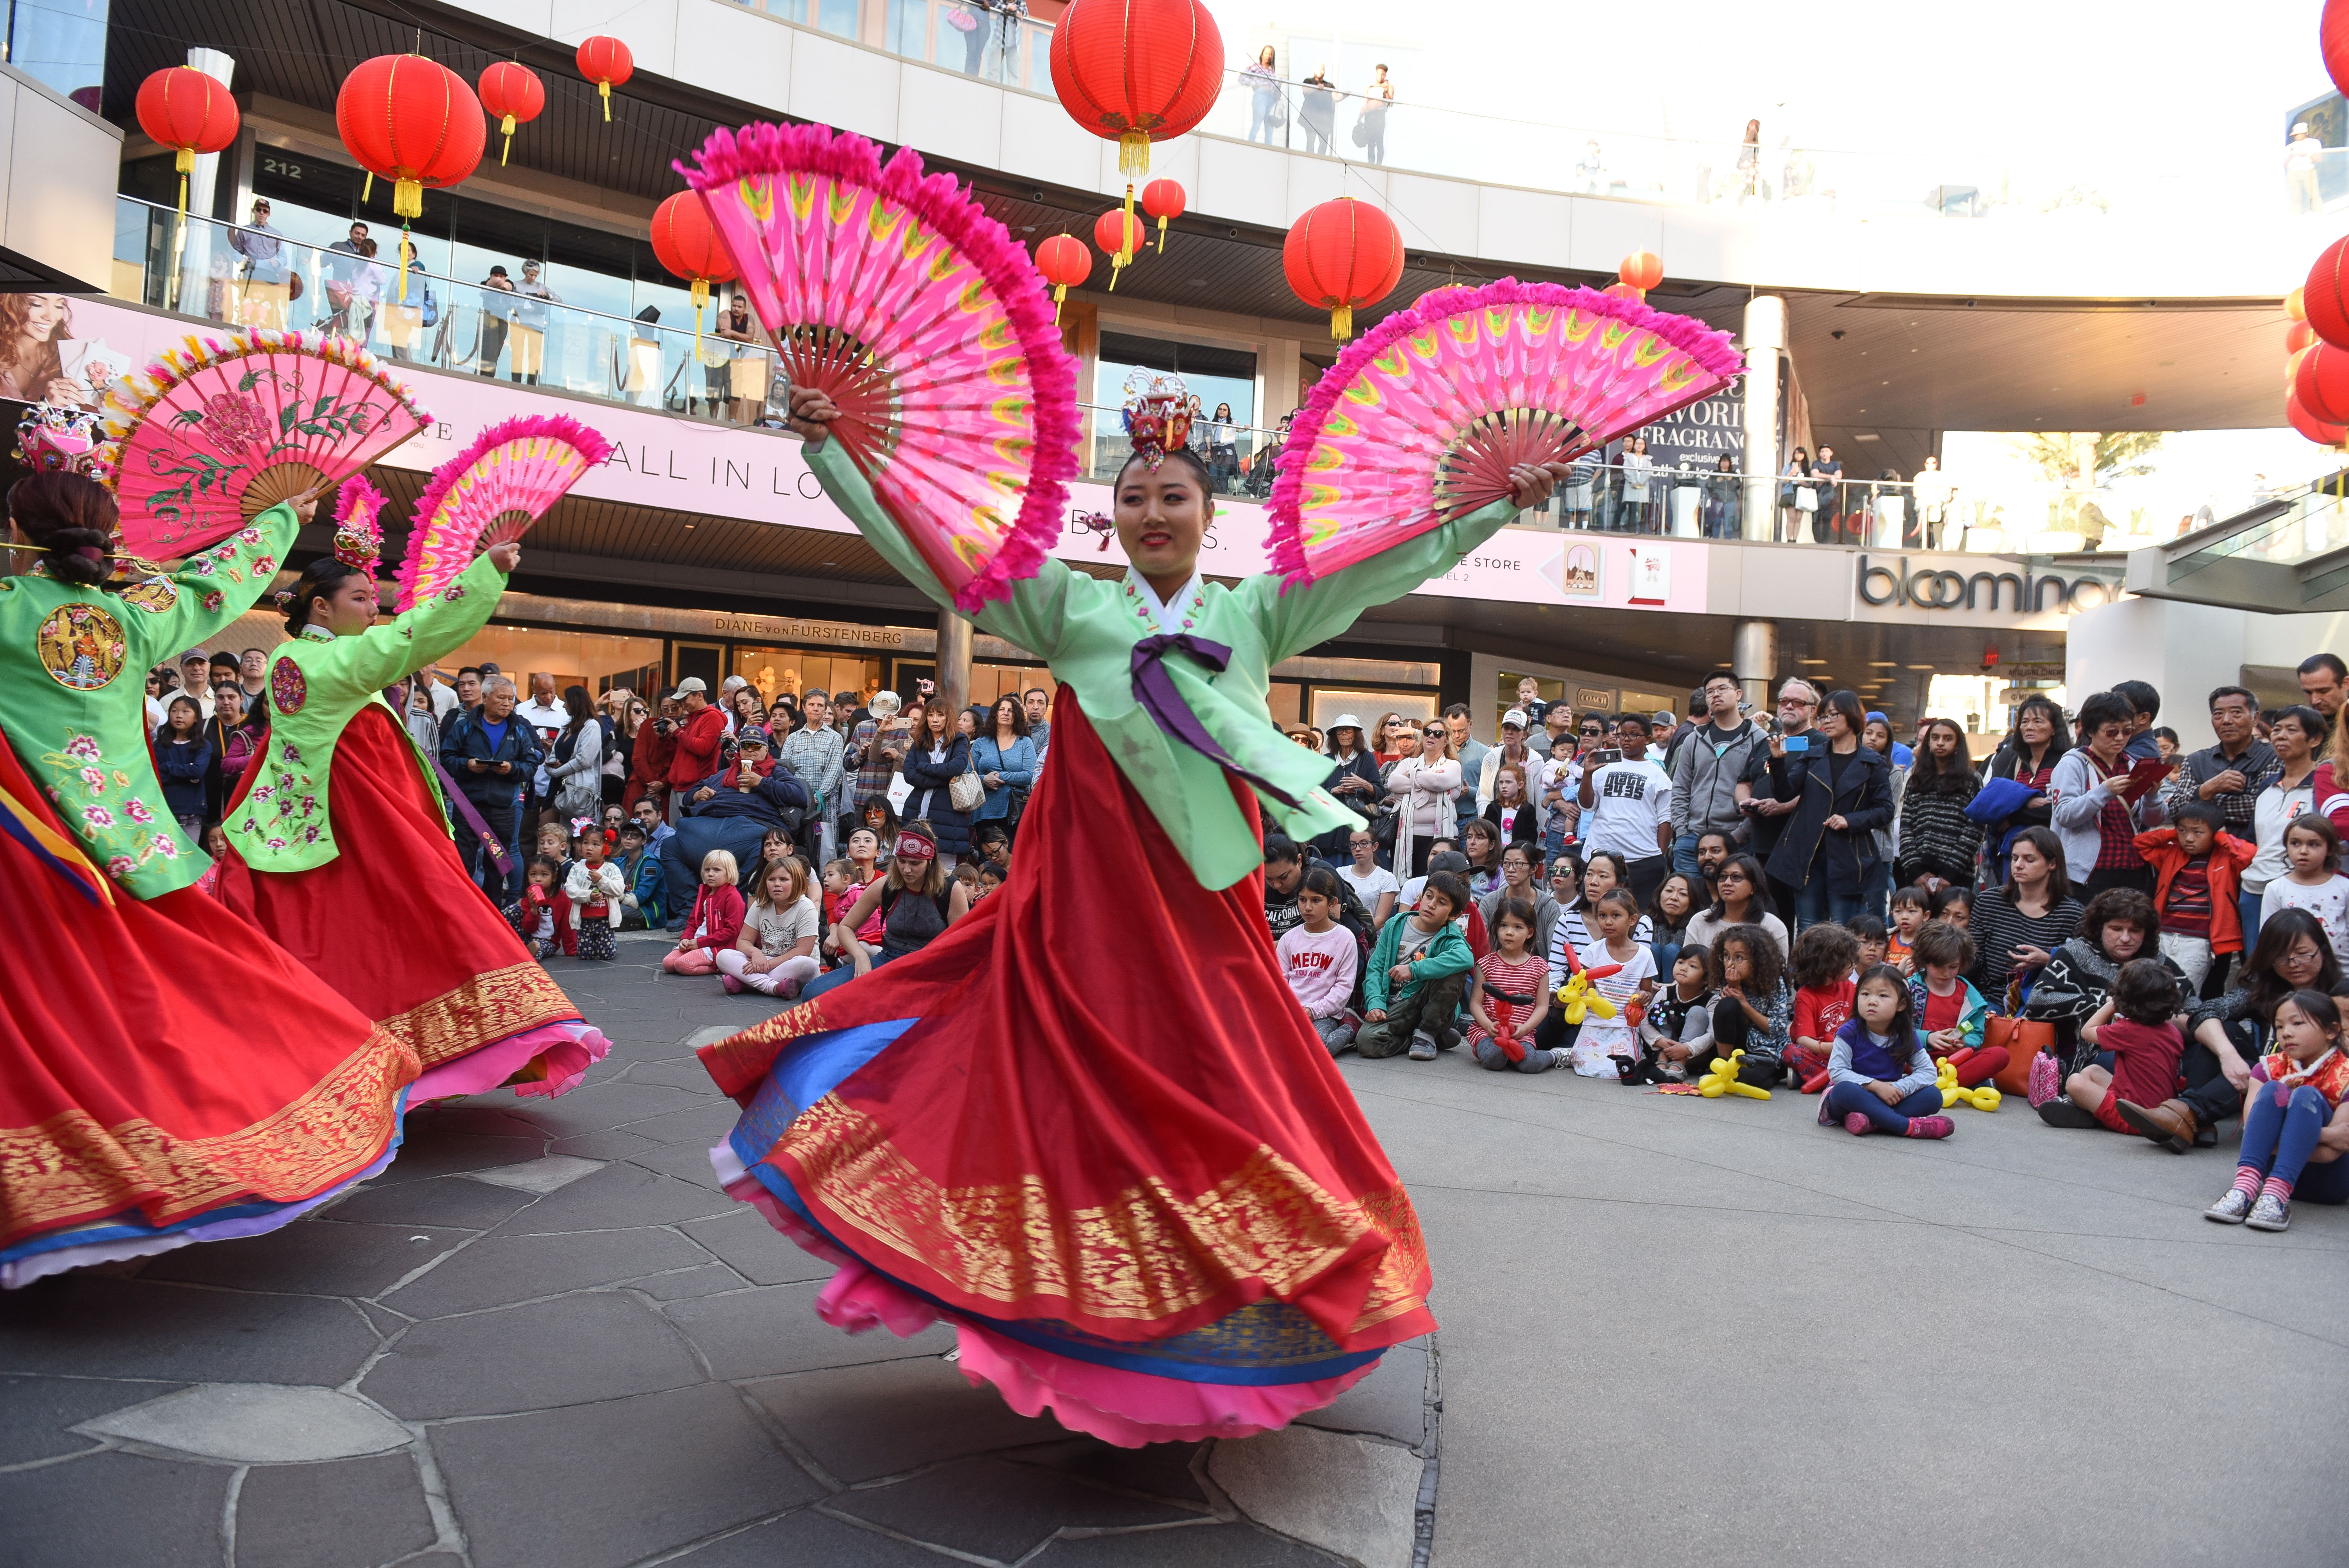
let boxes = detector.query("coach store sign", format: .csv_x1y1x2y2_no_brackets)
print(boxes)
1853,554,2124,629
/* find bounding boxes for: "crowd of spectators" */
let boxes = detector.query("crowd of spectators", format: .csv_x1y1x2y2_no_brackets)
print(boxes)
1270,654,2349,1226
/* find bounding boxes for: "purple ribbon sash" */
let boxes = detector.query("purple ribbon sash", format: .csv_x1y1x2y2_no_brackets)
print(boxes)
1128,633,1301,810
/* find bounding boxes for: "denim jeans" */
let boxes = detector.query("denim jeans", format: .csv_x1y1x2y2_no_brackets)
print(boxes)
2239,1082,2333,1187
1671,833,1704,881
1823,1080,1942,1132
1791,875,1866,932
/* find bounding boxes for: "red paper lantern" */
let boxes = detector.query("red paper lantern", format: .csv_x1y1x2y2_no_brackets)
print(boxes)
1618,250,1663,290
1603,281,1646,304
2306,235,2349,351
2289,320,2316,355
1050,0,1223,177
2298,342,2349,424
1141,178,1187,253
1093,209,1144,290
476,61,545,166
2291,392,2346,446
576,35,634,122
135,67,239,217
651,192,738,301
1036,233,1091,321
1283,197,1404,340
2289,285,2308,322
336,55,486,219
2326,0,2349,98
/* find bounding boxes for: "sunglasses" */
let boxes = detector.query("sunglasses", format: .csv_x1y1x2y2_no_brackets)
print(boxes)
1580,728,1602,737
1421,728,1444,738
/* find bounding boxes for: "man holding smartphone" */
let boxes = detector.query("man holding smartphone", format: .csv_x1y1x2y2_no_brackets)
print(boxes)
1578,712,1675,906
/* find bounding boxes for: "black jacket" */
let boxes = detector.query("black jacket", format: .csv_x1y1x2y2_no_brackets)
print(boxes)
1766,743,1894,895
442,710,544,807
1480,796,1541,850
681,766,811,835
900,735,973,855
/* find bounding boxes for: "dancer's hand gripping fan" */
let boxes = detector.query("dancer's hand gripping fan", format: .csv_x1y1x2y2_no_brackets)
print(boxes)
680,122,1079,611
1267,280,1744,590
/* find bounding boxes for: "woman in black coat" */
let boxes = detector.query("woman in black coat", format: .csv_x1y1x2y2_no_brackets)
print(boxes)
1314,715,1383,860
900,702,974,863
1765,688,1894,930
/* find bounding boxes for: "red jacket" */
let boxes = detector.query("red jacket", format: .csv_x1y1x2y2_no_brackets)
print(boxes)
507,884,577,956
2132,824,2256,955
683,883,747,953
666,704,727,790
2317,762,2349,838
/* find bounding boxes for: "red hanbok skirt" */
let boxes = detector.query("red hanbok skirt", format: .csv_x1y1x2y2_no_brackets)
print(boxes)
216,706,606,1099
700,690,1435,1445
0,735,416,1286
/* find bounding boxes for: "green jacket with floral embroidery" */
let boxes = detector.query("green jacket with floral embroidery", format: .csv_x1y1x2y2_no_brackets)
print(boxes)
0,505,294,898
806,442,1516,891
225,550,508,874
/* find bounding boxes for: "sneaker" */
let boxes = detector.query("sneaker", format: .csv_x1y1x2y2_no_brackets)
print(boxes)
2028,1052,2061,1108
2245,1192,2292,1232
1550,1047,1572,1069
1843,1112,1874,1137
1436,1028,1462,1052
2037,1097,2099,1129
1408,1033,1438,1061
1903,1115,1955,1140
774,978,801,1001
2204,1187,2255,1224
720,975,745,994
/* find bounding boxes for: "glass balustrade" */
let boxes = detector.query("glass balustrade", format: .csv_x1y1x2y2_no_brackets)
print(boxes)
2168,470,2349,583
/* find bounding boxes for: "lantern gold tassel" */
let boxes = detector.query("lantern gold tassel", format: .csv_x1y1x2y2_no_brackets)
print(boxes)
393,178,423,220
1330,304,1351,340
691,276,709,363
599,80,612,121
363,171,374,202
1118,131,1149,177
499,112,517,165
1050,283,1068,324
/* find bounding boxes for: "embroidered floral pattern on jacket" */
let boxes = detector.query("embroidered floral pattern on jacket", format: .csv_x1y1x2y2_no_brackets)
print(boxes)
37,729,179,883
235,733,321,851
118,576,179,613
271,656,307,715
34,603,126,691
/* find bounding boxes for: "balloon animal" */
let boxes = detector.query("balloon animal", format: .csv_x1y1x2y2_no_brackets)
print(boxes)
1698,1049,1772,1100
1554,963,1621,1025
1936,1057,2001,1112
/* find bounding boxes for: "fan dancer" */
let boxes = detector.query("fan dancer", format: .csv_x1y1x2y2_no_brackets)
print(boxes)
0,451,419,1286
672,121,1749,1447
213,469,610,1099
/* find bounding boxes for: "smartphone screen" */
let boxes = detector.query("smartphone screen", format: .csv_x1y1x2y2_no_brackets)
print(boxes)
1782,734,1809,752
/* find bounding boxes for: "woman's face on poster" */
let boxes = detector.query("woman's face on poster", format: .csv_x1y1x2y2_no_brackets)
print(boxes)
21,294,65,341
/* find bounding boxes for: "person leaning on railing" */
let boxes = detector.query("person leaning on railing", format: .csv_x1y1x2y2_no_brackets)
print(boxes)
1701,455,1742,540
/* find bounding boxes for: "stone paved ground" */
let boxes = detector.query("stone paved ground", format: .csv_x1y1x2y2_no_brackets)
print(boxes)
6,938,2346,1567
0,937,1432,1568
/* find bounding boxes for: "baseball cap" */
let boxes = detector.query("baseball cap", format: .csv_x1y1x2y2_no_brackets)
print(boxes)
669,676,708,699
1865,710,1888,725
1653,709,1675,729
1502,708,1529,728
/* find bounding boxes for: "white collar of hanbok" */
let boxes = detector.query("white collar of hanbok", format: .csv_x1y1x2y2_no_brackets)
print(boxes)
1120,567,1208,636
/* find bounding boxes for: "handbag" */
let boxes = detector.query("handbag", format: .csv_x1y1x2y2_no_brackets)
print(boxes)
1980,1016,2056,1098
948,748,985,814
1351,117,1369,147
1795,485,1817,512
420,285,439,328
945,3,978,29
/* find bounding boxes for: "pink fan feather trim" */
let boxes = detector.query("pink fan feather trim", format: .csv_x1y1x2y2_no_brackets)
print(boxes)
393,413,614,608
1265,278,1745,590
679,121,1079,612
335,473,388,531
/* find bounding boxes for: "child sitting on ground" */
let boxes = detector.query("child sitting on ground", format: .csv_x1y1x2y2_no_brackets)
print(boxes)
1929,884,1971,932
1821,964,1955,1139
1846,913,1889,973
1887,886,1930,973
663,848,745,976
1467,898,1558,1073
1571,888,1656,1077
975,860,1007,902
1907,922,2001,1084
504,855,575,961
615,821,665,930
1358,871,1476,1062
535,821,575,888
1620,943,1715,1084
2044,957,2183,1134
565,829,627,962
2205,988,2349,1232
717,855,822,998
1280,867,1361,1057
2133,800,2251,994
1789,921,1861,1087
2262,813,2349,960
1695,925,1793,1087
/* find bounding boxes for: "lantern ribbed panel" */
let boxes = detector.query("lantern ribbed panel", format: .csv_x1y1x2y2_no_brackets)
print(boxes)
1050,0,1223,176
651,191,738,285
2307,237,2349,352
135,67,239,170
1282,198,1404,338
1037,234,1092,289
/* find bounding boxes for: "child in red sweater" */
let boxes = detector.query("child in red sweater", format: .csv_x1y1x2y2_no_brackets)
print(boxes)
2133,801,2253,994
1789,920,1860,1087
504,856,576,961
2048,958,2183,1134
663,848,746,975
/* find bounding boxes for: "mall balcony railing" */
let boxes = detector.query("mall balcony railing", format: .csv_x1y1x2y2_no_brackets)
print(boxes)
2147,469,2349,599
110,196,795,428
720,0,2313,224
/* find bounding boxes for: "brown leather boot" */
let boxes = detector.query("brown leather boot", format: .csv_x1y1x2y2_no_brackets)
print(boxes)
2116,1097,2196,1153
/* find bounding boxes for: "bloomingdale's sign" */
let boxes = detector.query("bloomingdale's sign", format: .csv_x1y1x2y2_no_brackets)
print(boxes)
1856,554,2122,617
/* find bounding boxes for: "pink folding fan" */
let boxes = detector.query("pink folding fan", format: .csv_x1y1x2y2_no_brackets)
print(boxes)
394,415,612,613
1267,280,1744,590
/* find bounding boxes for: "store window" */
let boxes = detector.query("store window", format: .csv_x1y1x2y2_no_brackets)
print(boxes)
970,662,1049,711
731,647,883,711
442,625,665,700
1311,689,1436,736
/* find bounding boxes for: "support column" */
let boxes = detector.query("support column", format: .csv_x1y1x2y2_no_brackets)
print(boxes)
1740,294,1785,543
1731,618,1777,715
936,607,973,725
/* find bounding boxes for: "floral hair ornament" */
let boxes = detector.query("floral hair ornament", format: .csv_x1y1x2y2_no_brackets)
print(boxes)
570,816,597,837
893,830,937,864
1118,369,1191,473
272,587,296,610
15,403,107,478
331,474,387,571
